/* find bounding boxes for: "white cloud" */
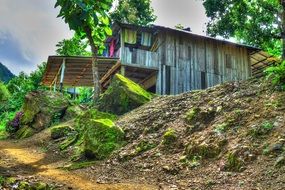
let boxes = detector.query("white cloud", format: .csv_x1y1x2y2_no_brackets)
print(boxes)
0,0,207,74
152,0,208,34
0,0,73,74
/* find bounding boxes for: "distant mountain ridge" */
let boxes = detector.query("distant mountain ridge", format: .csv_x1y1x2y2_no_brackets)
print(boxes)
0,62,14,83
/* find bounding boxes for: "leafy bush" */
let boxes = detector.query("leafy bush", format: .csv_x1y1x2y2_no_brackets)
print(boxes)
7,111,23,133
0,63,47,134
265,61,285,90
248,121,274,138
0,82,10,102
0,111,16,131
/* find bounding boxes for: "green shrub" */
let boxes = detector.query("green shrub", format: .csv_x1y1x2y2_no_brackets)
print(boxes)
248,121,274,137
135,140,156,154
214,123,229,134
265,61,285,90
225,152,244,172
185,107,200,123
0,176,5,186
0,82,10,102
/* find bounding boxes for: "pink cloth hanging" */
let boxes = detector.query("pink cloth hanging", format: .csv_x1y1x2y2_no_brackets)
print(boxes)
109,39,115,57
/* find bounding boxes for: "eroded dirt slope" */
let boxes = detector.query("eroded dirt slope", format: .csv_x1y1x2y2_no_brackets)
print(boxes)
78,78,285,190
0,129,157,190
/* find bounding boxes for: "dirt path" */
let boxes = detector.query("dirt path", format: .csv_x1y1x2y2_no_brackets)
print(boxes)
0,140,157,190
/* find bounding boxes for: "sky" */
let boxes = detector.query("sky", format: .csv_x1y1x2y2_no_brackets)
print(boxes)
0,0,207,75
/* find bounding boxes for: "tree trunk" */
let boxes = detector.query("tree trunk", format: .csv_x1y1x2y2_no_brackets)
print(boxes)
281,0,285,60
85,27,101,101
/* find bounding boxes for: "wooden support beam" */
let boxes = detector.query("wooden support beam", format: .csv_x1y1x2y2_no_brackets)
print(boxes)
50,61,64,90
120,66,126,76
100,60,121,87
140,72,158,89
72,61,93,86
59,59,66,92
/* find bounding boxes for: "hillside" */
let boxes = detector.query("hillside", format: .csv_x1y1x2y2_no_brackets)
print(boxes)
1,77,285,189
75,77,285,189
0,62,14,82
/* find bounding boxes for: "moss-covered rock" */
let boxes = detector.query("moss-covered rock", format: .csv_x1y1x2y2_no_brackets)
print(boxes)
18,181,30,190
15,126,34,139
13,91,69,138
62,105,84,121
63,109,123,160
34,182,48,190
97,74,153,115
82,118,124,159
50,123,74,140
76,109,117,127
185,107,216,125
162,128,177,145
186,142,221,159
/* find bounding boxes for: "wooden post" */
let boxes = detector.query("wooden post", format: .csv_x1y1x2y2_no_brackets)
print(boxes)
281,0,285,60
120,29,124,59
120,66,125,76
53,78,57,92
59,58,66,92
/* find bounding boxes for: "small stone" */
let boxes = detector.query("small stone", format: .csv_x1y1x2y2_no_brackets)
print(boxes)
275,156,285,167
162,165,170,171
269,143,283,153
216,106,223,112
273,122,280,128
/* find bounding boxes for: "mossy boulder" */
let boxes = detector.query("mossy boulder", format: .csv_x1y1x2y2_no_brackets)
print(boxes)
185,107,216,125
50,122,75,140
71,109,123,160
97,74,153,115
82,119,124,159
62,105,84,121
34,182,48,190
185,138,227,160
162,128,177,145
18,181,30,190
19,91,69,135
76,109,117,127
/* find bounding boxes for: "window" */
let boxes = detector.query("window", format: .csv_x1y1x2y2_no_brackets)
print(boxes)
165,65,171,94
214,44,219,74
226,54,232,69
132,49,137,63
201,71,206,89
187,46,192,59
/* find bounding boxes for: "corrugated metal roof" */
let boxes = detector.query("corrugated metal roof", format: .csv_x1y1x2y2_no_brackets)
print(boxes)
115,22,260,51
41,56,158,88
250,50,281,78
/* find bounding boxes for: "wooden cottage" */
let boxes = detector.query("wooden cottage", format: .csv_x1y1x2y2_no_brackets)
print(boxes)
42,23,277,95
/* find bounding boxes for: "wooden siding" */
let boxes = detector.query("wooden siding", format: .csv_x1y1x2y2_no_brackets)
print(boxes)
120,29,251,95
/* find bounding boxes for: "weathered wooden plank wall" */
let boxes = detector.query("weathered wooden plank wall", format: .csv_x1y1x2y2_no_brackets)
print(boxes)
120,28,251,95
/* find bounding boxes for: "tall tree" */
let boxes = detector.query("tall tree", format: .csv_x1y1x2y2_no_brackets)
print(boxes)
56,35,91,56
111,0,157,25
55,0,113,99
202,0,283,57
281,0,285,59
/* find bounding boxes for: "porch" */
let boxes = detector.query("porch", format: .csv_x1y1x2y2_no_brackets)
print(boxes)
41,56,158,92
